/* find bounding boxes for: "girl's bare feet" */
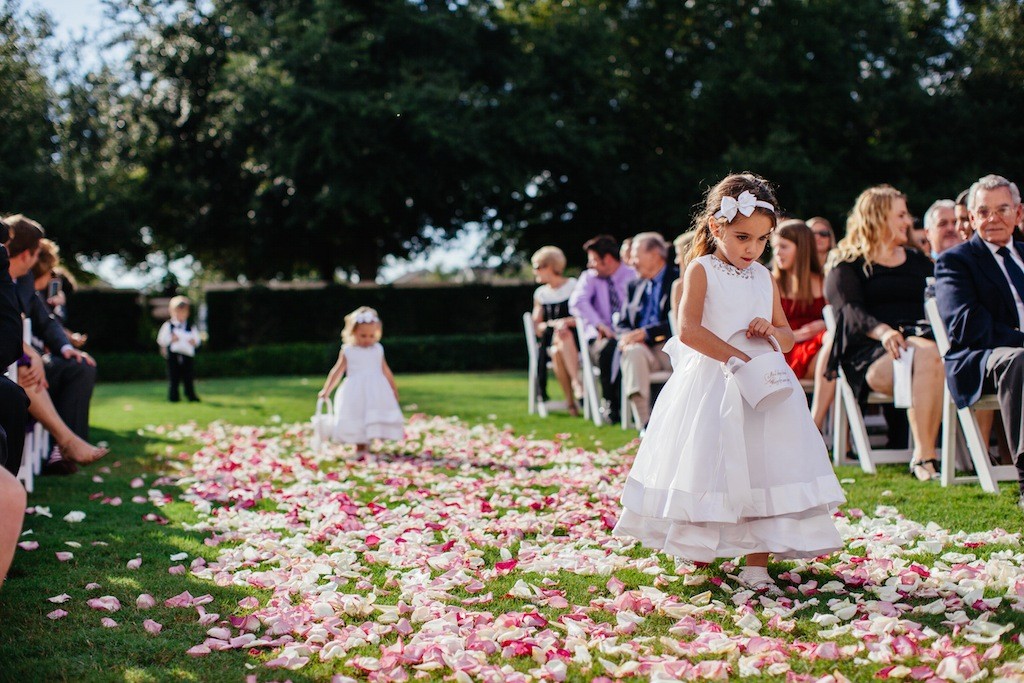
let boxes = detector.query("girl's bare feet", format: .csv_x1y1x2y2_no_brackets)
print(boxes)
59,436,109,465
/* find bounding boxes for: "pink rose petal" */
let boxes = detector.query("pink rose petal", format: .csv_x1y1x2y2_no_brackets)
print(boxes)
55,551,74,562
126,557,142,570
46,609,68,620
47,593,72,603
136,594,156,609
87,596,121,612
143,619,163,635
100,617,118,628
17,541,39,551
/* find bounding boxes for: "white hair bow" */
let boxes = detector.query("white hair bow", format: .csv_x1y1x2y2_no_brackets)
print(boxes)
714,190,775,222
354,311,379,324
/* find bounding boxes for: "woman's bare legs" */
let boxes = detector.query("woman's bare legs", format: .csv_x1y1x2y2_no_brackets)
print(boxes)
865,337,944,480
810,333,836,431
550,329,581,416
23,384,107,465
0,468,26,587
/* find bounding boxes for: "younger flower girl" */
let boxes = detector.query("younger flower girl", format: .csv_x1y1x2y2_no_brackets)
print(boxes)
318,307,404,457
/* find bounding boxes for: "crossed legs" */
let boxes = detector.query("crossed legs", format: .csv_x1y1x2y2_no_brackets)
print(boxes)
865,337,944,480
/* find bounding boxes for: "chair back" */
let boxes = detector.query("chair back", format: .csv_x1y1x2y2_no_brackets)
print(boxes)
522,312,539,366
924,298,951,356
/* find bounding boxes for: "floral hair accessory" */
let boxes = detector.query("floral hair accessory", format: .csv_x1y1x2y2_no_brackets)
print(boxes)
714,190,776,222
354,311,379,324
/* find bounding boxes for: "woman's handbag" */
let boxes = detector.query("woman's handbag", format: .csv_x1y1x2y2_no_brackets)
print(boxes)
310,397,334,448
724,331,798,412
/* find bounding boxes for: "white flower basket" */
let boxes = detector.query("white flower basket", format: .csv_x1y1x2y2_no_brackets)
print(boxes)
310,397,334,448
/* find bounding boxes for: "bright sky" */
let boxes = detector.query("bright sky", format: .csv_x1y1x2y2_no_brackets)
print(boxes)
27,0,488,288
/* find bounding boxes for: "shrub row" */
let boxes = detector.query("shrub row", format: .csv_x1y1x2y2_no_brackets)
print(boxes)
204,284,536,350
65,284,537,353
92,334,526,382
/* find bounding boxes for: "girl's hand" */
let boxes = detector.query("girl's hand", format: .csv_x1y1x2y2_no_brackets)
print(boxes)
746,317,776,340
881,328,907,360
318,388,331,399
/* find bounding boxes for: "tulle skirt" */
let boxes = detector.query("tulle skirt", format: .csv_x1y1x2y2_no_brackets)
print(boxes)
614,338,845,562
332,376,404,444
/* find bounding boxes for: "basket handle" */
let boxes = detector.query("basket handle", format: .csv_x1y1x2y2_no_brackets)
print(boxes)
315,396,333,415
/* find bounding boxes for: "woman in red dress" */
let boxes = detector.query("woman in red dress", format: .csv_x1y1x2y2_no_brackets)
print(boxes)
772,220,834,430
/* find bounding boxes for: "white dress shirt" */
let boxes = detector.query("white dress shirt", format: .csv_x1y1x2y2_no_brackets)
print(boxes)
984,240,1024,328
157,319,201,357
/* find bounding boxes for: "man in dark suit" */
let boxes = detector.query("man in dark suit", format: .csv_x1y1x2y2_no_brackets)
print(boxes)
5,215,102,470
0,220,29,475
934,174,1024,507
616,232,679,428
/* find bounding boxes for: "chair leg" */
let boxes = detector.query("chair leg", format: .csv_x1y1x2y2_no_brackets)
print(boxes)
961,406,999,494
621,388,631,430
940,391,957,488
833,382,850,467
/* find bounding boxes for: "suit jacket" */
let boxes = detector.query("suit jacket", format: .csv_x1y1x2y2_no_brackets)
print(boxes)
618,264,679,345
14,273,70,354
0,248,23,366
934,233,1024,408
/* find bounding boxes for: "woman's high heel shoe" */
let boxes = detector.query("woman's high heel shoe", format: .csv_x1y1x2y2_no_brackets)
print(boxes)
909,459,939,481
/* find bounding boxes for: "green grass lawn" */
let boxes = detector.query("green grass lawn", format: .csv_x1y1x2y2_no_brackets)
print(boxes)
0,372,1021,682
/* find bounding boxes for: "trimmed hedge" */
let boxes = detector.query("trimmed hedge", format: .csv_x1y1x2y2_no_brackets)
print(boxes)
204,284,536,350
65,289,154,353
92,334,525,382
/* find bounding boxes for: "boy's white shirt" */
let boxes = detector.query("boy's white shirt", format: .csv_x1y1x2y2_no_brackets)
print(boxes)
157,318,201,357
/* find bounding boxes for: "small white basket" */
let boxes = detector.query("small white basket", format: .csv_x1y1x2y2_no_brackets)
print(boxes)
725,331,797,412
310,397,334,448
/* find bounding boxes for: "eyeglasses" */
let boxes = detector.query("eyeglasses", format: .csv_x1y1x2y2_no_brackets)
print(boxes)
973,205,1017,221
812,231,832,238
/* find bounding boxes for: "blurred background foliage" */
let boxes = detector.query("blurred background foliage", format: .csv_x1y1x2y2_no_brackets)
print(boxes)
1,0,1022,281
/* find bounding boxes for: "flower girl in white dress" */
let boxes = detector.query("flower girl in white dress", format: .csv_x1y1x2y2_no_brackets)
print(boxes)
318,307,404,457
614,173,845,593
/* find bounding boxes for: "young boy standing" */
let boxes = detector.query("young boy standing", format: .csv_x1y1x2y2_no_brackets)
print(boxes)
157,296,202,402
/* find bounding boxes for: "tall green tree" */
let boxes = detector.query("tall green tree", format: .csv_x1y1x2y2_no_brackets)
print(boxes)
112,0,566,281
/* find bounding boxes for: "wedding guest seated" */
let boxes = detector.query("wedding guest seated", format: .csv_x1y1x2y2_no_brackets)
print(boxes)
570,235,636,424
824,185,944,481
530,246,581,415
3,215,107,467
935,174,1024,508
0,223,28,477
923,199,963,260
808,216,836,271
618,232,678,429
771,220,834,429
955,189,974,241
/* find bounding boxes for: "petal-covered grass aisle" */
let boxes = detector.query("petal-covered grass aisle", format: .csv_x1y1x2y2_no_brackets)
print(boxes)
2,373,1024,682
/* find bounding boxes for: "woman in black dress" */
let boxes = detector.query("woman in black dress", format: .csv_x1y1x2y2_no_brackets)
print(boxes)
825,185,945,481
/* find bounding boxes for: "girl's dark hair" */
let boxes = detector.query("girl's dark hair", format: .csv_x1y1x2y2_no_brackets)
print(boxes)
685,173,779,265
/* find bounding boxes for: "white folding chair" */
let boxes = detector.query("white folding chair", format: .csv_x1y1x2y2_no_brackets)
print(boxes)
12,319,48,492
925,298,1014,493
522,312,573,417
575,317,604,427
823,305,914,473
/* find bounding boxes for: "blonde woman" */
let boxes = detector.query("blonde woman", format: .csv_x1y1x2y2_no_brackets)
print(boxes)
531,246,581,415
824,186,944,481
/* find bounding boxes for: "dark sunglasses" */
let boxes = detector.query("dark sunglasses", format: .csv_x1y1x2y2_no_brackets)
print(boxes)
812,231,832,238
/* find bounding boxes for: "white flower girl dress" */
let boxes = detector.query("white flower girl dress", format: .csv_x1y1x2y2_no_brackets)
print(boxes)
614,255,845,562
332,343,404,444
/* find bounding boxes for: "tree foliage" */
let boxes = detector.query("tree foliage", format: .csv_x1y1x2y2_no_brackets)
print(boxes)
2,0,1023,279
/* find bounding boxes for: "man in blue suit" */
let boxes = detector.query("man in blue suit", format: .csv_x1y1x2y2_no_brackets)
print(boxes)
934,174,1024,507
